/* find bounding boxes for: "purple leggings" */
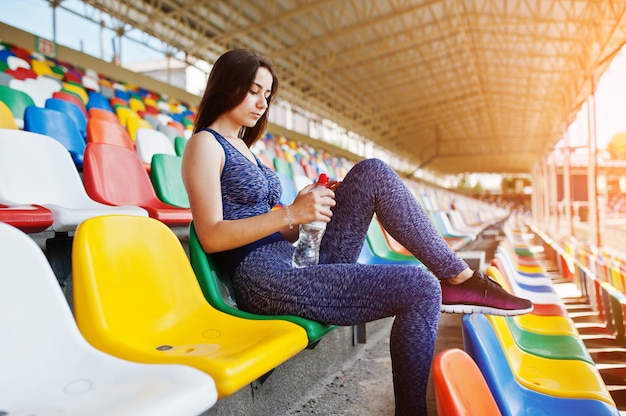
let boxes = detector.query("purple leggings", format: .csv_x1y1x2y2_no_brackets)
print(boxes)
232,158,468,415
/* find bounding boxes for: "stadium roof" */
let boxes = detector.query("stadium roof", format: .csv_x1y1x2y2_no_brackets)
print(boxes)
81,0,626,175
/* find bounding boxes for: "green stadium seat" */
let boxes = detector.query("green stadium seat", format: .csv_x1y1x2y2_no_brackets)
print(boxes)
188,222,336,345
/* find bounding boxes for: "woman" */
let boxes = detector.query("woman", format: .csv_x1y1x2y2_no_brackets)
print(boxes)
182,49,532,415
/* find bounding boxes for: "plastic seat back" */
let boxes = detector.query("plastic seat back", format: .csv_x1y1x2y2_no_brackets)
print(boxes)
462,313,620,416
53,90,88,116
135,127,176,165
276,171,298,206
24,106,85,168
9,76,61,107
157,123,181,143
127,116,153,142
432,348,501,416
174,135,188,156
83,142,163,207
72,215,308,398
86,117,134,150
188,222,336,345
86,90,114,112
82,142,191,225
0,130,147,231
0,84,34,128
0,221,218,416
45,97,87,138
0,129,89,207
0,100,17,129
150,154,189,208
62,81,88,105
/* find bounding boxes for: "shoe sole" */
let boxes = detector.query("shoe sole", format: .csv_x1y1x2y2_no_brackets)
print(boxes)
440,304,534,316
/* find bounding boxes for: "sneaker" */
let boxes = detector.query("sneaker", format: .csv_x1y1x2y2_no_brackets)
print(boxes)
440,270,533,316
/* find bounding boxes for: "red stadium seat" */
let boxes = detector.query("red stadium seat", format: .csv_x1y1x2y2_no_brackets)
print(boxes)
82,142,192,226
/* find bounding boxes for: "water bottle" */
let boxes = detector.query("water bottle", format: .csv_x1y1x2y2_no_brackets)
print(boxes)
292,173,330,268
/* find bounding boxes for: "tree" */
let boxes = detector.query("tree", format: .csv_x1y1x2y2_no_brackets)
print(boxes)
607,132,626,159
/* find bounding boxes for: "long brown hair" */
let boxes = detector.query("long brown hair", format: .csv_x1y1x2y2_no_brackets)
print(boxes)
193,49,278,147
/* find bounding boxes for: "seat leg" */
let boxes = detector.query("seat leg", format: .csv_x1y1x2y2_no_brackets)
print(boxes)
46,233,73,289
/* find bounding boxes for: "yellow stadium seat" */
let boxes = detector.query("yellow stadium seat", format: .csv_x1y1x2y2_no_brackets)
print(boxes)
115,105,140,129
485,314,614,405
62,81,88,105
511,313,579,337
72,215,308,399
0,101,18,129
129,96,146,113
127,116,153,142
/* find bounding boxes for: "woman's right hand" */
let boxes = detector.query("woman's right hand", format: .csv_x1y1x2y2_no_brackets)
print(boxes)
290,183,336,225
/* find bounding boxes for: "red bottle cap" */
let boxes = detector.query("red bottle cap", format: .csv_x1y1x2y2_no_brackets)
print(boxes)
317,173,329,187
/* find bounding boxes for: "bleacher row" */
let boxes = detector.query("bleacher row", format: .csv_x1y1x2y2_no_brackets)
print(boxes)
0,36,604,416
435,215,623,415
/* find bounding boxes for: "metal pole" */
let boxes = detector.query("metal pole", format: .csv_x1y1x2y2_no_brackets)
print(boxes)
563,134,573,236
587,79,600,246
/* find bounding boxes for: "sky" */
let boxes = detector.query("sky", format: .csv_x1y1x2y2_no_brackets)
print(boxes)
2,0,626,153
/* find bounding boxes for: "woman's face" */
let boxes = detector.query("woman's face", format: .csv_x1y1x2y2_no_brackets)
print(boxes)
229,66,273,128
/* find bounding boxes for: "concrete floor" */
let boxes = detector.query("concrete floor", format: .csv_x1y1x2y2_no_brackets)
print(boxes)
277,312,464,416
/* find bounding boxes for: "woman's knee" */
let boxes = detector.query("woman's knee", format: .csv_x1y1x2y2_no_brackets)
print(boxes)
350,158,394,177
393,269,441,310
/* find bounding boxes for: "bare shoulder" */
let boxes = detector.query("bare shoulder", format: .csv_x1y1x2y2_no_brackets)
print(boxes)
182,130,225,182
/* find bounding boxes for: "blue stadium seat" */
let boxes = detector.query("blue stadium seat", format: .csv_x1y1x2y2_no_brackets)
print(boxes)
24,106,86,168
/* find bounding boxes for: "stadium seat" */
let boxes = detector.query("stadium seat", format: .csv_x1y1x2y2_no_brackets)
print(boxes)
23,106,86,168
481,311,613,404
88,107,121,124
45,97,87,138
366,218,423,265
432,348,502,416
462,313,619,416
127,116,153,142
86,90,114,112
274,157,294,179
115,105,140,129
135,127,177,169
0,221,217,416
157,123,182,144
0,203,53,233
275,171,298,206
128,96,146,113
0,100,17,129
81,74,100,92
30,59,56,78
0,130,147,232
0,71,13,86
86,117,134,150
188,222,336,345
356,235,421,266
174,135,188,156
0,84,35,128
150,154,189,208
72,215,308,399
491,315,593,363
62,81,88,105
53,90,87,116
9,76,61,107
82,142,192,226
379,223,413,256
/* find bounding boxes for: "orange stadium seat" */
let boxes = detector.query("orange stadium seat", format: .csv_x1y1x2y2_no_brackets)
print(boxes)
86,117,134,150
